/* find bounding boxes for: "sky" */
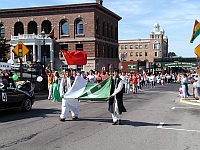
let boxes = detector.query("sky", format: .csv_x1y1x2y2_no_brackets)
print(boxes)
1,0,200,57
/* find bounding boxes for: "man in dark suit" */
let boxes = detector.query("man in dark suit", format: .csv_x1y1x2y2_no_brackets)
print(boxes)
108,69,127,125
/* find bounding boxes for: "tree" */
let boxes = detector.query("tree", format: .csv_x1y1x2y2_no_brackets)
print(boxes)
168,52,177,57
0,38,10,62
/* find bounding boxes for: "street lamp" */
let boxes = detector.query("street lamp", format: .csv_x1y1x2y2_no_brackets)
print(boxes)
41,29,46,90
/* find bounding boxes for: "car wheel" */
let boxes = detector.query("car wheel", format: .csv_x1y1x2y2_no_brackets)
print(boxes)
22,98,32,112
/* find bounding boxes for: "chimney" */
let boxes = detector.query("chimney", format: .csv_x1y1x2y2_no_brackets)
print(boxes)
96,0,103,5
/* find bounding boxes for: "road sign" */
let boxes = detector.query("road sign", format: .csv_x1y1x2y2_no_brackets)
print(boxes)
194,44,200,57
12,41,29,59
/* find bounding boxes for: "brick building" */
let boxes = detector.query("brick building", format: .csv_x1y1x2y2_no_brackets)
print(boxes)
0,0,121,72
118,23,168,73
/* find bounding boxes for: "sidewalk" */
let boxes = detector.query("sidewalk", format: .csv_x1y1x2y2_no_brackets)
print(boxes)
179,84,200,106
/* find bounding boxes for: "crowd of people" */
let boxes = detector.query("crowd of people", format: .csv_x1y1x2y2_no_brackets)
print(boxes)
44,67,194,124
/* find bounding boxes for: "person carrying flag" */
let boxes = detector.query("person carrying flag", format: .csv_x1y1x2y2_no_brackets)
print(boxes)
108,69,127,125
59,69,79,121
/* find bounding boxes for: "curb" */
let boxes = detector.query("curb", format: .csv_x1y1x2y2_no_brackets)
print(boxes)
180,98,200,106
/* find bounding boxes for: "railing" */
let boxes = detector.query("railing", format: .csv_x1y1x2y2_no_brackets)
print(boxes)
11,34,48,40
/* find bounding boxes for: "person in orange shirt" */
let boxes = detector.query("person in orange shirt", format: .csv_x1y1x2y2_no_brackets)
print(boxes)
131,74,138,94
46,67,54,100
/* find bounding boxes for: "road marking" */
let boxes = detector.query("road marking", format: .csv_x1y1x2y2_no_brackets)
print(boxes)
180,98,200,106
171,106,196,110
157,122,164,128
157,122,200,133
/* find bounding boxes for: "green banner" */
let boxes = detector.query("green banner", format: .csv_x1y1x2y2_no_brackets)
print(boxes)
161,62,197,67
127,64,137,70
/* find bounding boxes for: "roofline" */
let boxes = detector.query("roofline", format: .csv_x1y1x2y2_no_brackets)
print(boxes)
0,3,121,20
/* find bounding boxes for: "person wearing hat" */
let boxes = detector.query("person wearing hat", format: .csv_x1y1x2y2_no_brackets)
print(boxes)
108,68,127,125
59,69,79,121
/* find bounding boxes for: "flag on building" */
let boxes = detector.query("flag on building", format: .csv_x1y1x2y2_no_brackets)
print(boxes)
64,76,112,101
48,27,55,39
190,20,200,43
61,50,87,65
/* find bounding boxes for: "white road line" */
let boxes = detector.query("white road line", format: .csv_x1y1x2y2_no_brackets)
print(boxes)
171,106,199,110
157,122,200,133
157,122,164,128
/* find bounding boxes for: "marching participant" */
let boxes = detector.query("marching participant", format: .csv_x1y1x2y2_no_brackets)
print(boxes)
59,69,79,121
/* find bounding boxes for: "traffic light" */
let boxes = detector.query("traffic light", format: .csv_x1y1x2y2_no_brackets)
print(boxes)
18,44,22,57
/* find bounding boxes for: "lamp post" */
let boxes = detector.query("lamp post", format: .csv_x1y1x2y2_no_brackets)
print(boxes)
41,29,46,90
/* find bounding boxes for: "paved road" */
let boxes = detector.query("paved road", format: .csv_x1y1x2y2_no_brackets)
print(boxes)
1,83,200,150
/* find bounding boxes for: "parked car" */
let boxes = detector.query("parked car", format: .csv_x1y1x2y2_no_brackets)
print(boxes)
0,77,35,112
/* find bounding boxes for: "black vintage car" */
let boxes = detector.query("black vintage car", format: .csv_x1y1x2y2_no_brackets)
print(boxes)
0,79,35,112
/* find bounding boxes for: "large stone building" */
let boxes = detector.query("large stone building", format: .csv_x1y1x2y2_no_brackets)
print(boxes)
0,0,121,72
118,23,168,73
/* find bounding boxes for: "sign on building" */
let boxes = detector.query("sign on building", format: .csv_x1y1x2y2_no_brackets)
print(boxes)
127,64,137,70
0,62,11,70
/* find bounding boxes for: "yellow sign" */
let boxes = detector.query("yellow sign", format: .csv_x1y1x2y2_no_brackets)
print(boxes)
12,41,29,59
197,69,200,75
194,44,200,57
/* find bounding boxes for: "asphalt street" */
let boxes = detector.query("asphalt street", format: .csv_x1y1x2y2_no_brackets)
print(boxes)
1,83,200,150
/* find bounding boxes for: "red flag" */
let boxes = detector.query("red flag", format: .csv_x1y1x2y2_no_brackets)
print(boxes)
61,50,87,65
48,27,55,39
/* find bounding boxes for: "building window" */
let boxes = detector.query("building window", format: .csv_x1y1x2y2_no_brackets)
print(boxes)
111,25,113,39
130,45,133,49
61,64,69,71
96,20,99,35
139,45,142,49
154,51,158,57
153,41,159,49
125,45,128,49
77,65,83,70
136,52,138,57
135,45,139,49
61,21,69,35
107,23,109,38
76,20,83,34
60,44,68,57
139,52,142,56
145,44,148,49
155,35,159,39
0,24,5,38
76,44,83,50
115,27,117,40
145,51,148,56
130,52,133,56
121,45,125,49
102,22,105,36
97,44,100,57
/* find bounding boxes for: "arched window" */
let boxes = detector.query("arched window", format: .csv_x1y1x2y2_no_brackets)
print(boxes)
0,24,5,38
76,20,83,34
14,22,24,36
28,21,37,34
61,20,69,35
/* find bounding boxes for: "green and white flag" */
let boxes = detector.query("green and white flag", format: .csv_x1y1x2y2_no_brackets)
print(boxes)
64,76,112,101
79,76,112,101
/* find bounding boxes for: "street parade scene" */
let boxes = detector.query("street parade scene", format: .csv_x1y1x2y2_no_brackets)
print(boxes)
1,0,200,150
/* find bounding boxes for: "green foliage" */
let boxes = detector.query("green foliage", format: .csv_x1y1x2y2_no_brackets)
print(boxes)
0,38,10,62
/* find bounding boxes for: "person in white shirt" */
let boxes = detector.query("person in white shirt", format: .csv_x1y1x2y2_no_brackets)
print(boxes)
59,69,79,121
87,70,96,83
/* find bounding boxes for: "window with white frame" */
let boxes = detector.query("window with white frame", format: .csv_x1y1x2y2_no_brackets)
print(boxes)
153,41,160,49
76,20,84,34
121,45,125,49
125,45,128,49
130,52,133,56
145,44,148,49
139,52,142,56
135,45,139,49
136,52,138,57
61,64,69,71
130,45,133,49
